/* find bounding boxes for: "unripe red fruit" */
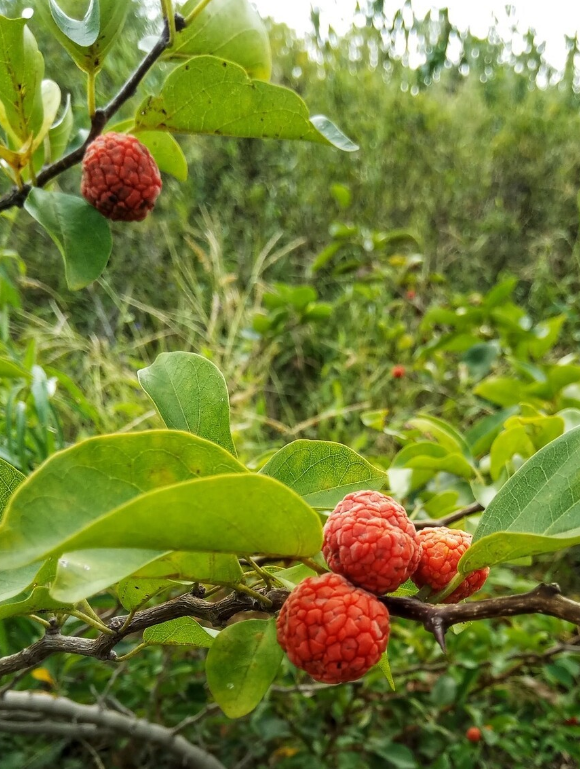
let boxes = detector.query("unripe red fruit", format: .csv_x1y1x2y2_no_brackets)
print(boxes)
391,365,406,378
466,727,482,743
411,527,489,603
81,133,162,221
276,573,390,684
323,491,421,595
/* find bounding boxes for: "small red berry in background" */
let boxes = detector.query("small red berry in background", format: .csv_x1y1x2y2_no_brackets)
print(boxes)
406,289,416,300
411,527,489,602
276,573,390,684
564,717,579,726
391,364,406,378
81,132,162,221
323,490,421,594
466,727,482,743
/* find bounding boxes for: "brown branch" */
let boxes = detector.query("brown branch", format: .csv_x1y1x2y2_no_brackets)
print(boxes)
415,502,484,530
0,18,173,214
0,583,579,679
0,691,226,769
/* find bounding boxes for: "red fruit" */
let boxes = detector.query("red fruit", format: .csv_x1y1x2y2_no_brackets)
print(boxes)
411,527,489,603
466,727,482,743
322,490,421,594
406,289,416,300
564,717,579,726
391,365,406,378
81,132,162,221
276,573,390,684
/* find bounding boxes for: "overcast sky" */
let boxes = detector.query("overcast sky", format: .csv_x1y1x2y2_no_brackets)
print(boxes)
253,0,580,70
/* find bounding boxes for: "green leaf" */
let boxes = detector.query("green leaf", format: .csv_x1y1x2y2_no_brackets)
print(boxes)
465,407,518,457
24,189,112,291
260,440,386,508
0,472,322,570
138,352,236,455
475,377,529,408
528,315,566,359
462,342,499,380
0,456,24,518
274,562,318,590
49,0,100,47
31,80,61,154
135,131,188,181
143,617,217,647
135,56,358,152
169,0,272,81
459,426,580,572
0,585,71,620
47,94,73,162
0,16,44,141
118,577,172,610
489,426,535,481
0,561,41,602
206,618,282,718
377,652,395,691
35,0,130,74
0,358,30,379
51,548,243,603
407,415,472,458
0,430,246,571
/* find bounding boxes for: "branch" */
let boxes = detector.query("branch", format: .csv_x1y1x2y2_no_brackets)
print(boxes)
415,502,484,530
1,583,579,679
0,691,226,769
381,582,580,651
0,18,174,214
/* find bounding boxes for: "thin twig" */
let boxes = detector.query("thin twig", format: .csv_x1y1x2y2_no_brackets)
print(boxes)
0,20,171,213
415,502,484,530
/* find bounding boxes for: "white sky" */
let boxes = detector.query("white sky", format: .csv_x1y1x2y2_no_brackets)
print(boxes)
253,0,580,70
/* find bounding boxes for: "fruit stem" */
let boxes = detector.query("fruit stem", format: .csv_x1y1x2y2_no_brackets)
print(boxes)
87,70,97,117
184,0,214,26
235,583,273,608
429,573,466,604
160,0,176,45
245,555,274,589
300,558,327,575
116,642,149,662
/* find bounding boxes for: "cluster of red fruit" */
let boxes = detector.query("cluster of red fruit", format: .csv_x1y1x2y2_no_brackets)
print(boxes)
81,133,162,222
276,490,489,684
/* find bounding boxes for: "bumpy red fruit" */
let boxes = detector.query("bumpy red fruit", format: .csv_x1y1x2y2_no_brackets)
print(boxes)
276,573,390,684
81,133,162,221
466,727,482,743
391,364,406,378
411,527,489,603
323,490,421,594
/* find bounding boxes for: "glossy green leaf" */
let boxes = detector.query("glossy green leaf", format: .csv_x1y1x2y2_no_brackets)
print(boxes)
0,16,44,141
135,131,188,181
135,56,358,152
0,585,71,620
260,440,386,508
138,352,236,454
51,548,242,603
0,456,24,516
31,80,61,153
24,189,112,290
0,561,41,602
118,577,172,610
49,0,100,47
0,430,246,571
0,472,322,570
489,426,535,481
465,407,518,457
47,94,73,162
35,0,130,74
144,617,217,647
274,562,318,590
169,0,271,81
206,618,282,718
407,415,472,458
459,426,580,572
377,651,395,691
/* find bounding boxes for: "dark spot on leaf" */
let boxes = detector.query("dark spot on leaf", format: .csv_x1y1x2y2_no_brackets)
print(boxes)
222,62,227,67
